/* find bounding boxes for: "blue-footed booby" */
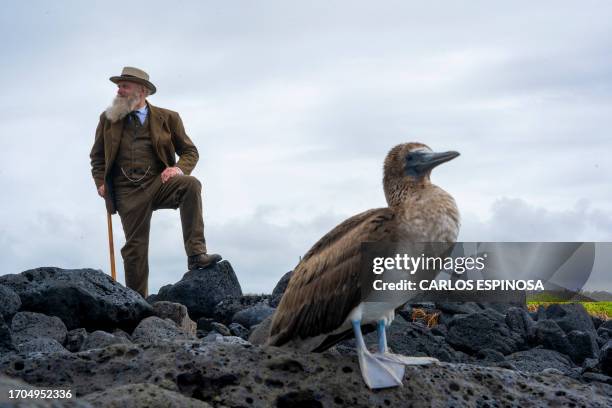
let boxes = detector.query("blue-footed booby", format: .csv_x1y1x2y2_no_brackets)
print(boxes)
267,143,460,389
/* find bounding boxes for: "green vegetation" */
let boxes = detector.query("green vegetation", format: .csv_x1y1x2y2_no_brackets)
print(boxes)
527,301,612,320
527,291,592,303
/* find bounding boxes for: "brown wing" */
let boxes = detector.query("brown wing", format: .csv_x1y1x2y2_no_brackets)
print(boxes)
268,207,397,347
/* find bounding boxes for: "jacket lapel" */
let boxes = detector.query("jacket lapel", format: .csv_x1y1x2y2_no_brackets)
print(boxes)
108,119,123,166
148,102,162,150
148,102,171,167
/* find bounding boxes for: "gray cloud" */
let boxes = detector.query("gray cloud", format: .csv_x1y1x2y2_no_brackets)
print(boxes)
460,197,612,242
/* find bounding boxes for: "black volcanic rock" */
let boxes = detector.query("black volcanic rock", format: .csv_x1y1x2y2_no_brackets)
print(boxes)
598,320,612,343
396,320,462,362
546,303,596,334
480,299,527,314
81,383,210,407
65,328,88,353
232,304,275,329
152,301,196,335
0,316,13,353
601,340,612,376
270,270,292,307
1,264,611,406
248,315,273,346
213,295,269,325
210,322,231,336
533,319,574,357
80,330,132,351
155,261,242,320
0,284,20,321
15,337,70,355
131,316,195,344
436,301,483,315
0,267,153,331
593,316,605,329
446,309,523,355
228,323,249,339
475,348,506,363
196,317,214,332
11,311,67,345
582,372,612,386
600,320,612,331
505,306,535,340
567,330,599,364
0,341,610,407
506,348,575,375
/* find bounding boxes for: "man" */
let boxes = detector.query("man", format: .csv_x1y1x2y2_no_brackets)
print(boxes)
90,66,221,297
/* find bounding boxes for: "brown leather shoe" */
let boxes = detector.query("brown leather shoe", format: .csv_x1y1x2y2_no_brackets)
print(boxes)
188,253,222,270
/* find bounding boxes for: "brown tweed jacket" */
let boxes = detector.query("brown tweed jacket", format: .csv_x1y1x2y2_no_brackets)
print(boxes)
89,102,199,214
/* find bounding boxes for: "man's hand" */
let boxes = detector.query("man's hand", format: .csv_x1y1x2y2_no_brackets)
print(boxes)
97,184,106,198
161,166,183,183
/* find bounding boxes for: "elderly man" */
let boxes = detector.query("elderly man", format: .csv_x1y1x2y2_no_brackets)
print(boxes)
90,66,221,297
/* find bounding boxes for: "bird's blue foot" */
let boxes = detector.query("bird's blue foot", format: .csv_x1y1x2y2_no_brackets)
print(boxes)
351,319,403,389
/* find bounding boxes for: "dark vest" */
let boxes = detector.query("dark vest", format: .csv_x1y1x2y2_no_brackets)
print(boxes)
112,113,164,188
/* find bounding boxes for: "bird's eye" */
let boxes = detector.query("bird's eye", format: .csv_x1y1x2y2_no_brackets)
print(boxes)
407,155,414,161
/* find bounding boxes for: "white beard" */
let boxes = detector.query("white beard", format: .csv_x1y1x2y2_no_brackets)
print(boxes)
104,94,141,122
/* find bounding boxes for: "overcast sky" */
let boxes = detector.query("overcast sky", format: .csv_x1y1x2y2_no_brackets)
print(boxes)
1,1,611,294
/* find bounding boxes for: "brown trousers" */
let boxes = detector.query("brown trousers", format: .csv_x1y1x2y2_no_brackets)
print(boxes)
114,175,207,297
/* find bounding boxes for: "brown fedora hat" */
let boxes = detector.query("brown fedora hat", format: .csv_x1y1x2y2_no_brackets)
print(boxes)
109,66,157,95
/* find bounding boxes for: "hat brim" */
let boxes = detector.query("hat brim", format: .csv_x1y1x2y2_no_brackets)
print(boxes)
109,75,156,95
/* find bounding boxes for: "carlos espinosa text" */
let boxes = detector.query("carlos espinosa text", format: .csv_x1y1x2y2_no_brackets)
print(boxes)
371,253,544,291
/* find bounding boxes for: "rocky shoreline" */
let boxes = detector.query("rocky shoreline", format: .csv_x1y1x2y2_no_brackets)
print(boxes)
1,264,611,407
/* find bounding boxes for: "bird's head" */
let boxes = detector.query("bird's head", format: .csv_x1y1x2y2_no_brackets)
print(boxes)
383,142,459,205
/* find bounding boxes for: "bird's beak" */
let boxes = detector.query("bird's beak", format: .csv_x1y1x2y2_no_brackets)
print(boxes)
421,151,460,170
406,150,460,176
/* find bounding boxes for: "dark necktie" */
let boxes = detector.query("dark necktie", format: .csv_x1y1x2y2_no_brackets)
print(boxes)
129,111,140,126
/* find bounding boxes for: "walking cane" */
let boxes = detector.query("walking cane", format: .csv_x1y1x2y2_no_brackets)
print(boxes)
106,212,117,281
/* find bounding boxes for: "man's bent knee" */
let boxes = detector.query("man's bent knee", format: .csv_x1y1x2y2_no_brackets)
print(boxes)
180,175,202,192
